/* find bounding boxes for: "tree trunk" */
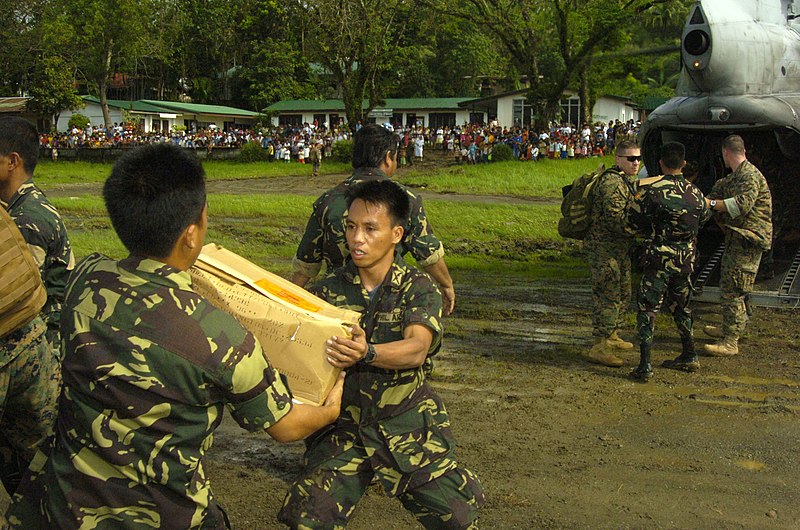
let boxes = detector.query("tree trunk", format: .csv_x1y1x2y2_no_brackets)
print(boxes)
100,42,114,127
579,62,591,126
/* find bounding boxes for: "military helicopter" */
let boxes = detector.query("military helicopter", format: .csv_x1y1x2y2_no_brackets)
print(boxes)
639,0,800,308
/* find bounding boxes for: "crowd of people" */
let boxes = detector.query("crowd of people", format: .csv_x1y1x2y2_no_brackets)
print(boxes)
37,118,642,166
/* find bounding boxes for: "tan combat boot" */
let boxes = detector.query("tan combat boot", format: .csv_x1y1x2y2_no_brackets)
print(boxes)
703,325,725,339
703,337,739,356
584,338,624,367
607,330,634,350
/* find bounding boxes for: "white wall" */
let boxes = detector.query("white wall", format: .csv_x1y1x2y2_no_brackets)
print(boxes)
593,97,639,123
57,103,124,131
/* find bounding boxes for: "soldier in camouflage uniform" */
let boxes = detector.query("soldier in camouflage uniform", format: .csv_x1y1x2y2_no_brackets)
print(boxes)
583,140,640,367
0,117,63,494
702,135,773,356
628,142,711,382
0,117,75,357
5,143,342,529
280,181,484,529
292,124,456,315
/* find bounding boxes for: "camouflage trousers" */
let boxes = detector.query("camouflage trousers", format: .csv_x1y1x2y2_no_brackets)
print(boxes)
279,395,484,529
636,266,693,349
586,239,632,338
0,317,60,495
719,236,763,339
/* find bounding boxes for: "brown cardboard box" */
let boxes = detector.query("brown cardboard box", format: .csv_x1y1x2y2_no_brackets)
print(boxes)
189,244,359,406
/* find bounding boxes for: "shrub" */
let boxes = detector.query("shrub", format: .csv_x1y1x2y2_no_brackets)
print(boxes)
331,139,353,163
68,113,91,130
491,143,515,162
239,140,268,162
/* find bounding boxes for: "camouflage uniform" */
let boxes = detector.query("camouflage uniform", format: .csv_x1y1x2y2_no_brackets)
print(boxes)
632,175,710,353
585,167,637,338
708,160,773,338
6,254,294,529
279,254,484,529
293,168,444,280
0,316,60,494
4,179,75,355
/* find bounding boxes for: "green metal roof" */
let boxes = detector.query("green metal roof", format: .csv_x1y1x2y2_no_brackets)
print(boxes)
139,100,259,117
81,96,258,116
266,98,473,113
642,96,671,111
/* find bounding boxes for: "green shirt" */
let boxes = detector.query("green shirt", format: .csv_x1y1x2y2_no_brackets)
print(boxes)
8,254,293,529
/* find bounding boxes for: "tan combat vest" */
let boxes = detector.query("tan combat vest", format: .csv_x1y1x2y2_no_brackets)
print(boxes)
0,205,46,337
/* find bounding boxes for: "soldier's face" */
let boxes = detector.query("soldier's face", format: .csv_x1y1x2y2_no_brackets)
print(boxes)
615,149,641,176
346,199,403,272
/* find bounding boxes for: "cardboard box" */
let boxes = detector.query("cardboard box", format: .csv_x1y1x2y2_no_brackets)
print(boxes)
189,244,360,406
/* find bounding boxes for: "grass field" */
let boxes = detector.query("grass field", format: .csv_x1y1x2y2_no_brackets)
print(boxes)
43,157,597,280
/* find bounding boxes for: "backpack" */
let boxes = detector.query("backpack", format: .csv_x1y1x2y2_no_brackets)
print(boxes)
0,205,47,338
557,163,607,240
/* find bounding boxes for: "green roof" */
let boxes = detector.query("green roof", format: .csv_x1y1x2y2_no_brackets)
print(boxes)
642,96,671,111
81,96,258,117
82,96,169,113
266,98,473,113
139,100,259,117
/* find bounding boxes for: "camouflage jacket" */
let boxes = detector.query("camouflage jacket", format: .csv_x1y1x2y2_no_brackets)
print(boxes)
293,167,444,279
9,254,293,529
632,174,711,274
0,316,47,370
708,160,773,250
311,252,443,425
310,254,456,485
3,179,75,338
586,167,637,244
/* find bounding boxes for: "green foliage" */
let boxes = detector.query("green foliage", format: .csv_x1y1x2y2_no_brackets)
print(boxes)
239,141,269,162
331,140,353,163
26,56,84,126
68,113,91,130
491,143,515,162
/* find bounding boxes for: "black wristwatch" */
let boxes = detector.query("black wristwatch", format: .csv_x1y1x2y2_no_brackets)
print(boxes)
361,343,377,365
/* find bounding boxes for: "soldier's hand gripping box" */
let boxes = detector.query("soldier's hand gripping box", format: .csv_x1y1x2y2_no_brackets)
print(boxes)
189,243,359,406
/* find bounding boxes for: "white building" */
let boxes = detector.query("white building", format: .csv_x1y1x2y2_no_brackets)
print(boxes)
265,98,474,129
57,96,259,132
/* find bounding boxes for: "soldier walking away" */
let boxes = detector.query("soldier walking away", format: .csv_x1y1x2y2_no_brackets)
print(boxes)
628,142,711,382
0,117,75,359
703,135,773,356
292,124,456,315
310,140,322,177
5,143,343,529
583,140,640,367
280,180,484,529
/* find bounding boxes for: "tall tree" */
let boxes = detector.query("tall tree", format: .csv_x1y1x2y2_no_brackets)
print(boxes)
26,56,84,129
299,0,425,129
427,0,679,125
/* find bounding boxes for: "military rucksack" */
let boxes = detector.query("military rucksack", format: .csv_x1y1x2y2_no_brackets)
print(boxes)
557,163,607,240
0,205,46,338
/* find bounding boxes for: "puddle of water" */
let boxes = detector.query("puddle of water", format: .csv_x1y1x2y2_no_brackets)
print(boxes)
708,375,800,387
735,460,767,471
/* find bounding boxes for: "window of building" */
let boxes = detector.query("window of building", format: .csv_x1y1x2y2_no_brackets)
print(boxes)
560,96,581,126
279,114,303,127
429,113,456,128
512,99,535,127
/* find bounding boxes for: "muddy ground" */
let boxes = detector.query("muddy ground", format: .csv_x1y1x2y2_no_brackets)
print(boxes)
7,173,800,528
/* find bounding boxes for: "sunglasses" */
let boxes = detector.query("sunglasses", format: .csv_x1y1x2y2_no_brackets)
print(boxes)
616,155,641,162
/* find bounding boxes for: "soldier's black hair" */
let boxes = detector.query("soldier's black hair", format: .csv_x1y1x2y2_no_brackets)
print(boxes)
352,124,399,169
660,141,686,170
346,180,410,227
104,143,206,258
0,117,39,175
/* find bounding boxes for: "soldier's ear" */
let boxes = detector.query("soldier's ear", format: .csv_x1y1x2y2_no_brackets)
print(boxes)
391,224,403,245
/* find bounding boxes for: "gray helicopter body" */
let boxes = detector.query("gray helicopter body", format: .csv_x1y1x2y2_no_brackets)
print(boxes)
639,0,800,307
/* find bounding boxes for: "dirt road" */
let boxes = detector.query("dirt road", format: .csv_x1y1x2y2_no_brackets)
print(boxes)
205,268,799,529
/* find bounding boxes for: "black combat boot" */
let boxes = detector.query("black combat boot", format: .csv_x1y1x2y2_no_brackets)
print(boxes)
662,336,701,372
628,343,653,382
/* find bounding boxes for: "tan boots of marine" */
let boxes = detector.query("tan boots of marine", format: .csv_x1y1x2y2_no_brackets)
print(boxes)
584,337,625,367
607,330,634,350
702,325,725,339
704,336,739,356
